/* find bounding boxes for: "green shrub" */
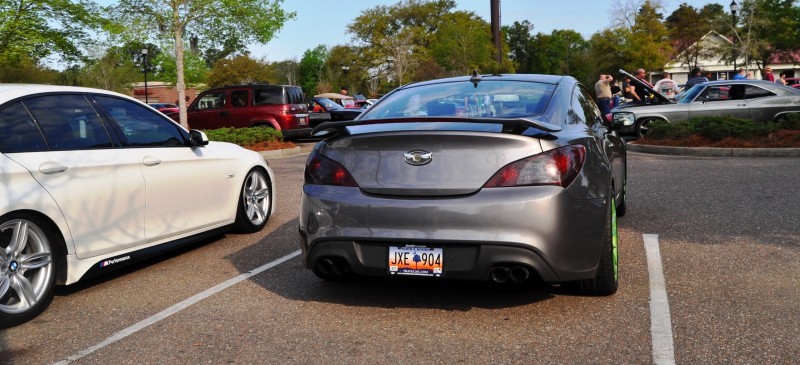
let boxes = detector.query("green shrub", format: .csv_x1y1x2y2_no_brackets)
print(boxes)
203,127,283,146
776,113,800,130
646,119,692,140
646,115,781,141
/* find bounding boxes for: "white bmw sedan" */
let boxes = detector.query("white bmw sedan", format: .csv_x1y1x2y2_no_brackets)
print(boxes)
0,85,276,327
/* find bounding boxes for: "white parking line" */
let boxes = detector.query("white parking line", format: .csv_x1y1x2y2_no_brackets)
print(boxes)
53,250,301,365
643,234,676,365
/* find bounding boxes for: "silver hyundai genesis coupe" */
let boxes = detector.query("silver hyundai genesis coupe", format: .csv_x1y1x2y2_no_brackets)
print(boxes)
299,74,627,295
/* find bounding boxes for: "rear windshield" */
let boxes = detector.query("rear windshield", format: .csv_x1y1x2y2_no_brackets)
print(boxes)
359,80,555,120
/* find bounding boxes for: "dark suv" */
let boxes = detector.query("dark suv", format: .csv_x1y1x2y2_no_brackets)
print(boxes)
172,84,310,139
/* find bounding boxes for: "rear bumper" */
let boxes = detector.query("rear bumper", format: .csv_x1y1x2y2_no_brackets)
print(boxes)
299,185,608,283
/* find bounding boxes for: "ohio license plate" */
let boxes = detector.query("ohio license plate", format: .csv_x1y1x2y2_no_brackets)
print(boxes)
388,245,443,277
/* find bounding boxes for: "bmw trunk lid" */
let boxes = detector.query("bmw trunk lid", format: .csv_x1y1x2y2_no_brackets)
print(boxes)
317,131,544,196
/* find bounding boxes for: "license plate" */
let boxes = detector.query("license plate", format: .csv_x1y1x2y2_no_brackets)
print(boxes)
297,116,308,125
388,245,443,277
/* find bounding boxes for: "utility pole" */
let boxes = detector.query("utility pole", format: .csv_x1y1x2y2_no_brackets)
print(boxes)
490,0,502,71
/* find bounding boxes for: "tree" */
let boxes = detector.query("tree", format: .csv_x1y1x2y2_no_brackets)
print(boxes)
273,59,300,86
625,1,672,74
0,0,106,64
736,0,800,73
503,20,535,73
430,11,508,75
207,55,272,88
79,44,140,92
665,4,726,71
299,45,328,97
112,0,294,129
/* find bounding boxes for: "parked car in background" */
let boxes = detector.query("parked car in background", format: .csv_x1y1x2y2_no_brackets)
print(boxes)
1,85,276,327
300,74,627,295
167,84,310,139
149,102,179,114
612,71,800,137
309,97,364,127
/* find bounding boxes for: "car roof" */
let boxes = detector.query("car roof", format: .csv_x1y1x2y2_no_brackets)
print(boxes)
0,84,133,105
400,74,568,89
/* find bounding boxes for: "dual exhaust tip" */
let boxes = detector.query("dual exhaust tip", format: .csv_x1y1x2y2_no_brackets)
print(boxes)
317,257,350,276
490,265,531,284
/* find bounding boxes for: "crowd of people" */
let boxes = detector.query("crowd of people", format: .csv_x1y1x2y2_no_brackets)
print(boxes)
594,65,793,114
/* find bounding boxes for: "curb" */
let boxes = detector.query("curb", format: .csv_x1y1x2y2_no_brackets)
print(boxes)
257,146,306,159
627,143,800,157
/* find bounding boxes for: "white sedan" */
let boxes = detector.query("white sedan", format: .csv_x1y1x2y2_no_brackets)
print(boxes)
0,85,276,327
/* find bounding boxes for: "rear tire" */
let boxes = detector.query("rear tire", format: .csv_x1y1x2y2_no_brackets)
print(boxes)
232,168,272,233
1,213,59,328
576,196,619,296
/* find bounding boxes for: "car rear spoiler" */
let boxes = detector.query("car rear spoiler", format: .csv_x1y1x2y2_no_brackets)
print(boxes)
619,69,675,104
310,116,562,138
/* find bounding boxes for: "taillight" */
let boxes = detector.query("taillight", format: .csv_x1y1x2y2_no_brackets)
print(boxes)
304,151,358,187
483,145,586,188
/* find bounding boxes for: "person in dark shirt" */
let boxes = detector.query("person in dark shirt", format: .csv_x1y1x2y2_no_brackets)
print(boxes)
633,69,652,104
685,67,709,91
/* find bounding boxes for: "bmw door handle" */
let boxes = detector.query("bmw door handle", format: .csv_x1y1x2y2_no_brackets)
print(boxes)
39,162,68,174
142,156,162,166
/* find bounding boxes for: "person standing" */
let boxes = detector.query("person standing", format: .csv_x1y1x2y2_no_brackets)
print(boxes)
685,67,709,90
633,68,652,104
778,72,788,86
594,74,613,115
733,68,747,80
653,72,680,99
764,67,775,82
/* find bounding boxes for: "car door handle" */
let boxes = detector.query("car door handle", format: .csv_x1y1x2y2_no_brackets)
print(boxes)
142,157,162,166
39,162,68,174
737,104,747,107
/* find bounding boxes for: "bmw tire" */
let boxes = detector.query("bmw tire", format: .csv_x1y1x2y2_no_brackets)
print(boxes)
1,213,58,328
233,168,272,233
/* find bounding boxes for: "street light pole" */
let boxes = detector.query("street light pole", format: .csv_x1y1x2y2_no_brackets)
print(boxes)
141,48,149,104
730,1,739,75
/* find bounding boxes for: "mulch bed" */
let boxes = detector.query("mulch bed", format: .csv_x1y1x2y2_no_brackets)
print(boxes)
245,140,297,151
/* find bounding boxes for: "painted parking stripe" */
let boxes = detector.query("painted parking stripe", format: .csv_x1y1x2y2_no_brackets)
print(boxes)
54,250,301,365
643,234,676,365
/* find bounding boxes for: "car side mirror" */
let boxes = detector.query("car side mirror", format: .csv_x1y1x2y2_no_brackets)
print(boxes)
189,129,209,147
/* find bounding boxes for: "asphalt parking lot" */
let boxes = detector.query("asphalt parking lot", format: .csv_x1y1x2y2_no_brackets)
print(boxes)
2,149,798,364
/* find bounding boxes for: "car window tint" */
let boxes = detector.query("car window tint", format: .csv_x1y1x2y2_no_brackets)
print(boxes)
95,96,186,147
196,92,226,110
288,87,304,104
578,85,601,127
0,102,48,153
569,89,588,126
745,85,774,99
231,90,249,107
698,85,733,102
361,80,555,120
254,87,285,105
25,95,113,150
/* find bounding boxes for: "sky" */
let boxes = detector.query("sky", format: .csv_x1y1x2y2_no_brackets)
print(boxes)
90,0,721,61
251,0,719,62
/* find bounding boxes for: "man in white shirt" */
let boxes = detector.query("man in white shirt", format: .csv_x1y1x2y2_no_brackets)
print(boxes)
653,72,680,99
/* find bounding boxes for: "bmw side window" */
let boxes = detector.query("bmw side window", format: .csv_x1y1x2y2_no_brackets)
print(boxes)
25,95,113,151
196,92,226,110
0,102,48,153
94,96,187,148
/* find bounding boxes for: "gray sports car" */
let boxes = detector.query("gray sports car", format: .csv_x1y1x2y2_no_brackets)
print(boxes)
299,74,627,295
612,70,800,137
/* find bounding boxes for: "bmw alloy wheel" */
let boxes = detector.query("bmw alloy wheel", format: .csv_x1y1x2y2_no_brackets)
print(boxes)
1,218,54,316
243,170,270,227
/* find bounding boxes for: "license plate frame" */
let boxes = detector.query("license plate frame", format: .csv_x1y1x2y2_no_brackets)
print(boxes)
387,245,443,277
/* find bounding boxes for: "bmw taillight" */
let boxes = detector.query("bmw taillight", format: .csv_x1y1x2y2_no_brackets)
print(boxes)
483,145,586,188
305,151,358,187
